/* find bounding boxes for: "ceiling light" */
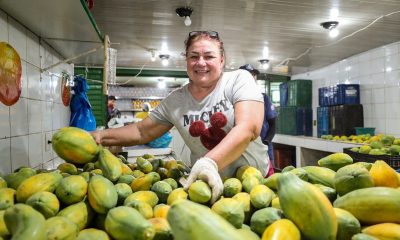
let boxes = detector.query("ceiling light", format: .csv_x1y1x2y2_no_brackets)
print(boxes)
158,79,166,89
263,46,269,58
259,59,270,70
176,7,193,27
159,54,170,66
320,21,339,38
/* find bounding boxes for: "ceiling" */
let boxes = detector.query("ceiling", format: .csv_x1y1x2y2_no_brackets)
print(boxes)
87,0,400,75
1,0,400,77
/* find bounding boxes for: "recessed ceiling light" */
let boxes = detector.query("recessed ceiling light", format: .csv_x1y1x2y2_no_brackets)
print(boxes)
320,21,339,38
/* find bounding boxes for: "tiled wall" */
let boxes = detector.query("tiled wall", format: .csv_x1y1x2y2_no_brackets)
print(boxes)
292,41,400,137
0,10,72,175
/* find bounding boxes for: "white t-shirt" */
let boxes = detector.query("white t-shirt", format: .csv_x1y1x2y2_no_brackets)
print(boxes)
150,69,270,177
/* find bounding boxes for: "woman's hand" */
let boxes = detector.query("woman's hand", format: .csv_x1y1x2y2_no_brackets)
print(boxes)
90,130,102,145
183,157,223,204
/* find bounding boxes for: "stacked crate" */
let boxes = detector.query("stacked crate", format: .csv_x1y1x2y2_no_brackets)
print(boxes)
277,80,312,136
317,84,363,137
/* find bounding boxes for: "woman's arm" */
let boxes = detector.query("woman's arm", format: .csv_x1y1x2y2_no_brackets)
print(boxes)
93,117,172,146
205,100,264,170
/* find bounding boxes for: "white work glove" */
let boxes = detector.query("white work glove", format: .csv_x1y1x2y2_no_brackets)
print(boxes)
183,157,223,204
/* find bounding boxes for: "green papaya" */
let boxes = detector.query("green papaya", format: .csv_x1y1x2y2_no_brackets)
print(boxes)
4,204,46,240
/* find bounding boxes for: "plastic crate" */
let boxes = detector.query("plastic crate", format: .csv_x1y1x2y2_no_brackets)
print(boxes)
355,127,375,136
330,104,363,136
279,82,288,107
337,84,360,105
317,107,330,137
277,106,312,136
343,148,400,170
287,80,312,107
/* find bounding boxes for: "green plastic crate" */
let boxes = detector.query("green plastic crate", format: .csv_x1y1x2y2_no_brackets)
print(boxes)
287,80,312,107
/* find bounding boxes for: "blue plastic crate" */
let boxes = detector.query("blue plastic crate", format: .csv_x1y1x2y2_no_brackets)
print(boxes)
318,87,327,106
317,107,330,137
337,84,360,105
295,107,313,136
279,82,288,107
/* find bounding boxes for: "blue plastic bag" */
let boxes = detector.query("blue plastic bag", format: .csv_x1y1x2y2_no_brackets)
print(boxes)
146,132,172,148
69,76,96,131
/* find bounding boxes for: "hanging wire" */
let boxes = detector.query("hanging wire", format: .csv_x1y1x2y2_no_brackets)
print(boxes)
277,10,400,66
116,60,151,86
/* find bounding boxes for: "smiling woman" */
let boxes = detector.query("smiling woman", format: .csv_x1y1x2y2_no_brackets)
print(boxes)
92,30,271,204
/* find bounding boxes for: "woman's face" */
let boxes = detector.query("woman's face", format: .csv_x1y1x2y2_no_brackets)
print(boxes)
186,39,224,87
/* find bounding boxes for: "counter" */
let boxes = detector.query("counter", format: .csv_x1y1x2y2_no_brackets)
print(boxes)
272,134,362,167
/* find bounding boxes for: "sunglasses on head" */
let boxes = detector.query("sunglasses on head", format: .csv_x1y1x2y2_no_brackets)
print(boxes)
188,31,219,39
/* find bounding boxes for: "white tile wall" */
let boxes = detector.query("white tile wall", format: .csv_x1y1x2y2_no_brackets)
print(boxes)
292,41,400,137
0,9,72,174
0,138,11,175
0,11,7,42
10,136,29,171
0,104,10,138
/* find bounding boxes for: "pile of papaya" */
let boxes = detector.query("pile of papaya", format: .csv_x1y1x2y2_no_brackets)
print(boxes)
0,126,400,240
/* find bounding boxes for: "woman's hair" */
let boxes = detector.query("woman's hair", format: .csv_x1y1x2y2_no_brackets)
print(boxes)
184,31,225,58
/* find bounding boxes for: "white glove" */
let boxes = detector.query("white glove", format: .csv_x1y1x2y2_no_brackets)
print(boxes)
183,157,223,204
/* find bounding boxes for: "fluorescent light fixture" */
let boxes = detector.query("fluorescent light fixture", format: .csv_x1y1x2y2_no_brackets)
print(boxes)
158,79,166,88
263,46,269,58
330,8,339,18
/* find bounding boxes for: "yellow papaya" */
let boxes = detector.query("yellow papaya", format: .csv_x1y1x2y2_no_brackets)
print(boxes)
88,175,118,214
188,180,211,204
115,183,133,204
0,210,10,237
4,204,46,240
333,187,400,225
153,204,170,219
250,207,284,236
211,198,244,228
261,219,301,240
167,188,188,205
16,171,62,203
52,127,100,164
124,190,159,208
45,216,79,240
334,208,361,240
250,185,274,209
302,166,335,188
77,228,111,240
105,206,155,240
318,153,353,171
334,164,374,196
223,178,242,197
167,200,243,240
361,223,400,240
98,147,122,182
55,175,88,206
0,188,15,210
3,167,36,190
148,218,173,240
369,160,400,188
57,201,94,230
57,162,78,175
277,173,337,240
26,191,60,218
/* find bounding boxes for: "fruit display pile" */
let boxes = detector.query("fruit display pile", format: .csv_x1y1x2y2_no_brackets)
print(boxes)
349,134,400,156
0,127,400,240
